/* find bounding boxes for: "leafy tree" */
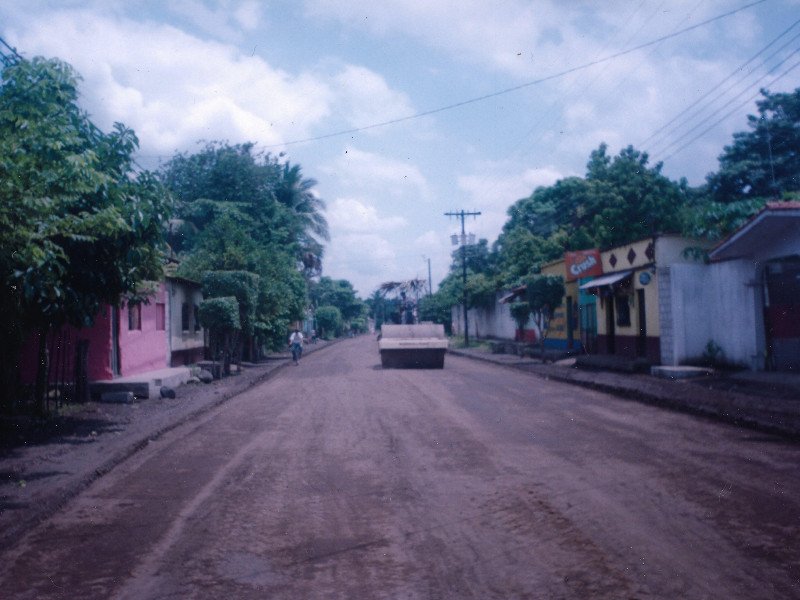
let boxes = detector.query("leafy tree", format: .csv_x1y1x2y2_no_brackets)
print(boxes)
417,292,453,334
160,143,316,350
682,198,766,242
494,144,689,289
310,277,364,322
493,227,562,286
315,305,342,339
202,270,260,361
349,317,368,334
525,274,565,358
273,162,329,276
707,88,800,202
437,271,497,312
508,301,532,333
198,296,240,376
0,57,170,412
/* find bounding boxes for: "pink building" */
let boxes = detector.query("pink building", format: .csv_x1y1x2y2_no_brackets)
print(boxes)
21,283,170,384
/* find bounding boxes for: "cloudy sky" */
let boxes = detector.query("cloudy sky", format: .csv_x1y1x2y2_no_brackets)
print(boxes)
3,1,799,296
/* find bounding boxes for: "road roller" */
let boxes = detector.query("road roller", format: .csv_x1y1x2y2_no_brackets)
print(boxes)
378,323,448,369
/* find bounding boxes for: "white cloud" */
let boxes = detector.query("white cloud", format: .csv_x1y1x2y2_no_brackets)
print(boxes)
457,163,565,242
234,1,263,31
324,233,398,296
167,0,263,40
11,11,331,157
331,65,415,129
322,147,431,200
328,197,407,233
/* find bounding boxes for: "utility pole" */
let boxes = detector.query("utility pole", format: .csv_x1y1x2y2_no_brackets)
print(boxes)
423,256,433,296
444,210,481,347
427,258,433,296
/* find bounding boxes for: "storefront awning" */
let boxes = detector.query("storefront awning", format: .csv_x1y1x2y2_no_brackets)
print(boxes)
579,270,632,290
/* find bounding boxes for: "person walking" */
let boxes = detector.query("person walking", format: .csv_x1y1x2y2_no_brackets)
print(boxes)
288,329,304,365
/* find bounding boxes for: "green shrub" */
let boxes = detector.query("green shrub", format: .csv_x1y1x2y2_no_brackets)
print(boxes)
198,297,240,331
198,296,240,376
315,305,342,339
202,270,259,334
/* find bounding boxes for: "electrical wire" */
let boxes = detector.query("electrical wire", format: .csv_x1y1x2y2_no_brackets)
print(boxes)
643,21,800,156
659,57,800,163
264,0,767,148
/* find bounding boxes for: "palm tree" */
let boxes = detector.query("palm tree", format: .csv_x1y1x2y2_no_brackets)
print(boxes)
274,162,329,241
273,162,329,277
378,279,428,324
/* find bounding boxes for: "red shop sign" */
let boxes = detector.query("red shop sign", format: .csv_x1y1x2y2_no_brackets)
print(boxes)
565,249,603,281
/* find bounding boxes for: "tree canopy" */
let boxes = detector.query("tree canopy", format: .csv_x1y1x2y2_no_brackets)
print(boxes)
706,88,800,203
494,144,690,286
159,142,325,350
310,277,366,327
0,56,170,410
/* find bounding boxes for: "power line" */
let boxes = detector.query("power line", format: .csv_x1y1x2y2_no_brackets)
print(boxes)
653,49,800,161
659,57,800,163
642,19,800,156
265,0,767,148
652,46,800,159
0,35,22,67
456,0,660,204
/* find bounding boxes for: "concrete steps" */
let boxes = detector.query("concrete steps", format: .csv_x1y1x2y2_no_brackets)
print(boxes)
90,366,193,400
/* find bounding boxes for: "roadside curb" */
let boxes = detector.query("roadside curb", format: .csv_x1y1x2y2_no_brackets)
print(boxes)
448,349,800,440
0,339,341,551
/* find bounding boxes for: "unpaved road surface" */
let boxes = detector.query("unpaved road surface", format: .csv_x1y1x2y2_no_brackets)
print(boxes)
1,337,798,599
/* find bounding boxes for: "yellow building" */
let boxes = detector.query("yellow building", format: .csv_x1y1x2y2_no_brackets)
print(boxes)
579,234,712,363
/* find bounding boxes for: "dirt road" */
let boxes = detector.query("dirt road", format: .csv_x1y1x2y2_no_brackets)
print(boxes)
2,336,798,599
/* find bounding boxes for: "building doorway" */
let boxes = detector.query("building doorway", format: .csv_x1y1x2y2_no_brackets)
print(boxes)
764,259,800,371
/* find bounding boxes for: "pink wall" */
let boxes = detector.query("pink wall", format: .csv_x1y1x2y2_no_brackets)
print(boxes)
20,283,169,384
20,310,113,384
118,282,168,377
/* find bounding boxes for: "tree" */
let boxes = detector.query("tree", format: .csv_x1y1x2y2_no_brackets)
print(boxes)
310,277,364,322
160,142,315,351
508,301,532,337
417,292,453,334
525,274,565,358
0,57,170,412
315,306,342,339
494,144,689,289
198,296,240,376
273,162,330,277
707,88,800,202
202,271,260,362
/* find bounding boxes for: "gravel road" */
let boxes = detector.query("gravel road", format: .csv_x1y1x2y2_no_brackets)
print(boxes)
1,336,798,599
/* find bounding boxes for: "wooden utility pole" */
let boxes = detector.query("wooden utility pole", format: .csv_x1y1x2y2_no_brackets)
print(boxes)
444,210,481,347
